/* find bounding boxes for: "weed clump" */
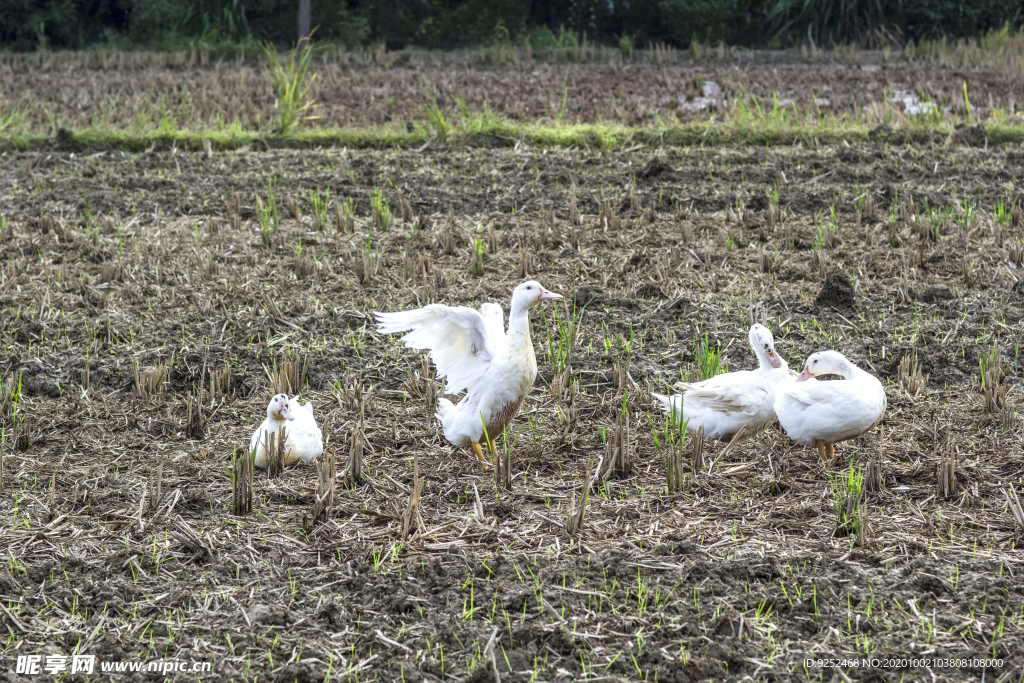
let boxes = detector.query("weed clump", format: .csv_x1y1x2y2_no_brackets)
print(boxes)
263,40,319,135
693,333,726,381
832,463,866,546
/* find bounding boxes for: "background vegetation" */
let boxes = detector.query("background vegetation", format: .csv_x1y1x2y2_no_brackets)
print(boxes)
2,0,1022,53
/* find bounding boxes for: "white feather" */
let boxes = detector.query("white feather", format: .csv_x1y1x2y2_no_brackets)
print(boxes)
376,304,495,394
774,351,886,446
376,281,561,451
250,395,323,468
651,324,791,441
479,302,506,353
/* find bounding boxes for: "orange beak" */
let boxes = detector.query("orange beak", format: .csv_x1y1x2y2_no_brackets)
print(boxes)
795,366,813,382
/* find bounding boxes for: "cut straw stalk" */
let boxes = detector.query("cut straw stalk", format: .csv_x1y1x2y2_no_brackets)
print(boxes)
186,391,206,439
233,446,254,516
936,450,956,499
133,361,169,401
565,459,592,537
342,384,367,485
864,432,884,492
312,454,336,524
898,352,928,398
1005,488,1024,533
600,393,631,480
691,424,705,475
343,424,365,485
264,425,287,478
401,452,424,541
663,413,689,494
980,346,1008,414
266,350,308,396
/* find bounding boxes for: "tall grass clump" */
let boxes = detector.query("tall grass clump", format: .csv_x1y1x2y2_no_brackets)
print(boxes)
370,188,391,231
652,405,689,493
542,299,588,378
832,462,866,545
693,333,727,381
469,236,486,276
0,108,23,134
263,40,319,135
81,200,100,246
310,187,330,231
256,176,279,246
423,97,450,141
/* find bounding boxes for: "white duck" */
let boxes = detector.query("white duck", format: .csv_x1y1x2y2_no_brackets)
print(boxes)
479,302,505,343
774,350,886,461
376,280,562,465
250,393,324,468
652,324,792,446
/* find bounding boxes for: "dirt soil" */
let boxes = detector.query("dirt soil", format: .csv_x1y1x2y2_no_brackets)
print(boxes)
0,139,1023,681
1,55,1022,133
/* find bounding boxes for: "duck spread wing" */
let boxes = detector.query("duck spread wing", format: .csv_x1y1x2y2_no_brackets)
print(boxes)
479,303,506,353
376,304,495,394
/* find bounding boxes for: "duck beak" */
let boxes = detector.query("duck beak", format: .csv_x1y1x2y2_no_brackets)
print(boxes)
768,349,783,369
538,287,563,301
795,366,813,382
279,403,296,421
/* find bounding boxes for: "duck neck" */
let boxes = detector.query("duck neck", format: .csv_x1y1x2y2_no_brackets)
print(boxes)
753,347,784,374
507,303,533,348
833,358,860,379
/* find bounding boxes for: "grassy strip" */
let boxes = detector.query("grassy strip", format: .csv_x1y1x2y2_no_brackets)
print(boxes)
2,120,1023,152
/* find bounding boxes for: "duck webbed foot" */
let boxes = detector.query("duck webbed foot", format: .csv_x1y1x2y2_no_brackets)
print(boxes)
825,442,835,460
471,442,493,469
815,440,828,462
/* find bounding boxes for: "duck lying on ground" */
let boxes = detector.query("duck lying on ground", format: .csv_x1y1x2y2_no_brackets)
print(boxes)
652,324,792,448
250,393,323,468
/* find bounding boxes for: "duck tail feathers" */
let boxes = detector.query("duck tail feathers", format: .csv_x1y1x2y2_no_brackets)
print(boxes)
651,392,672,414
435,397,456,426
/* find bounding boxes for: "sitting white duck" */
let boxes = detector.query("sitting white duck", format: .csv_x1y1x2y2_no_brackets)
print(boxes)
774,350,886,461
376,280,562,465
250,393,324,468
652,324,792,446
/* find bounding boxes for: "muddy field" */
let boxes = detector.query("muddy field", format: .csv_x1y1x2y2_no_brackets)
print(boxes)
2,46,1024,135
0,137,1023,681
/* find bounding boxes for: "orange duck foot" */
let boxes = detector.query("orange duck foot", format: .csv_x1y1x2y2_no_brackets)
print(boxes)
472,443,492,468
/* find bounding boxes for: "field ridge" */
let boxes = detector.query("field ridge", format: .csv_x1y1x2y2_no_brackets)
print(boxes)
3,120,1024,152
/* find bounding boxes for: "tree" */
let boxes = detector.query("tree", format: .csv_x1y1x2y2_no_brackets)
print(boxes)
298,0,310,43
